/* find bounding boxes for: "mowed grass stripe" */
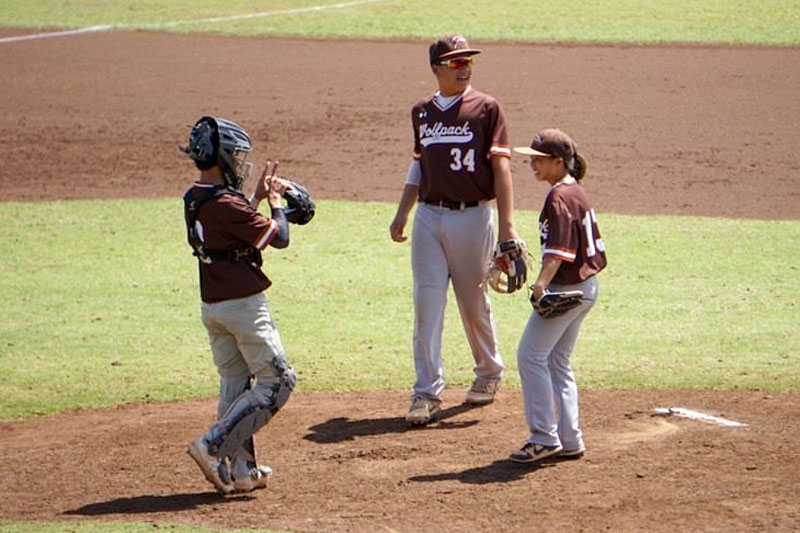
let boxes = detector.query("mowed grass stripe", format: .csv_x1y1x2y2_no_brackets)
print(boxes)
0,0,799,45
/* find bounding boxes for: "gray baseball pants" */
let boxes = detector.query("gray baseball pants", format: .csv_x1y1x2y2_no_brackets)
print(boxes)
517,276,598,450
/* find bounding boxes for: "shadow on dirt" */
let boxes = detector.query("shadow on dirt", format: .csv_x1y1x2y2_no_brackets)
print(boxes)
303,402,483,443
64,492,254,516
407,458,559,485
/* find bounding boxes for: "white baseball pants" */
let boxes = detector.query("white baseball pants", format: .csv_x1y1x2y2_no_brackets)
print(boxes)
410,202,504,401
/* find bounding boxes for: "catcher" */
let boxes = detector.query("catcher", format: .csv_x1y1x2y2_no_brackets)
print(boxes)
507,128,607,464
180,116,313,494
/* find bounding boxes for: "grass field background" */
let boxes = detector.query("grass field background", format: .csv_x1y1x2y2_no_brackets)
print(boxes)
1,199,798,420
1,0,799,45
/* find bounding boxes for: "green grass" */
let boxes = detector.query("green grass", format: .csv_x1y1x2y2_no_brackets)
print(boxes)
1,0,799,45
1,198,798,421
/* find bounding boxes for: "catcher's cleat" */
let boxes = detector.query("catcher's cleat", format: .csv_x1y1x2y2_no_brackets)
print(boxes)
233,464,273,493
405,397,442,426
465,377,500,405
187,437,234,495
508,442,563,464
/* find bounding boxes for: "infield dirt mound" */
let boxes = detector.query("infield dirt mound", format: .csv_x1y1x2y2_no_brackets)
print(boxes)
1,389,799,532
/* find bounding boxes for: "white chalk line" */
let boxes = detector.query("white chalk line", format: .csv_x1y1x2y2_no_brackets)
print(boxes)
135,0,390,28
0,25,112,44
0,0,389,44
653,407,748,427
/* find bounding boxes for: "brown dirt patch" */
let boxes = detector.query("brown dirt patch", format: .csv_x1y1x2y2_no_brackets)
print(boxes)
2,31,800,531
1,32,799,218
1,389,799,531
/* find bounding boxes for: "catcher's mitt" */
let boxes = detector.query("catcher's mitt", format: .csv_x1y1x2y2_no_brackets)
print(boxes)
531,290,584,318
283,180,315,225
486,239,530,294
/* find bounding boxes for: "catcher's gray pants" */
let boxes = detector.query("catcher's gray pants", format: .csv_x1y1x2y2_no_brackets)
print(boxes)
410,202,504,401
201,292,288,477
517,276,598,450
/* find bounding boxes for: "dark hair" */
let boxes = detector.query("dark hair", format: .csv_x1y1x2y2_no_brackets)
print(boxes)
567,153,587,181
194,159,217,171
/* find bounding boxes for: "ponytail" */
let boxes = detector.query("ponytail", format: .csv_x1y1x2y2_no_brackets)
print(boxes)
568,153,587,181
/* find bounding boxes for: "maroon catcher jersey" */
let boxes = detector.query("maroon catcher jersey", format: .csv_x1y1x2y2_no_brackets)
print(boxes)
539,177,607,285
186,184,279,303
411,87,511,203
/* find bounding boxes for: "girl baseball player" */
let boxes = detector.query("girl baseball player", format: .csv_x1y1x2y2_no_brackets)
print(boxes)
509,128,606,463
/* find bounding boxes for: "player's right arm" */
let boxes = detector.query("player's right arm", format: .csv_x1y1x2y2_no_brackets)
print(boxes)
391,109,424,243
390,181,419,243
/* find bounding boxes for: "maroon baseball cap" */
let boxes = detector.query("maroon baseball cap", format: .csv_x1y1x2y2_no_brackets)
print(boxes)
514,128,577,161
429,34,482,64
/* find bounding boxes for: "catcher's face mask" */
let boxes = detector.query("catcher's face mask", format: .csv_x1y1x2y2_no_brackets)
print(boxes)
231,149,253,187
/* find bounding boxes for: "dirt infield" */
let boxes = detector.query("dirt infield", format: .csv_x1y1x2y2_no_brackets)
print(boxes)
1,31,799,531
1,390,799,531
1,32,799,218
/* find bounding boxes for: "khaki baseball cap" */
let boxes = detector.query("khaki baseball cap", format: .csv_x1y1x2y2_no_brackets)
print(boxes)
514,128,577,161
429,34,482,64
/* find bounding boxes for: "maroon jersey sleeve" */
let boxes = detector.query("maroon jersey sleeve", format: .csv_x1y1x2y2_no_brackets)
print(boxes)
411,100,425,161
207,194,279,251
541,197,579,263
487,100,511,159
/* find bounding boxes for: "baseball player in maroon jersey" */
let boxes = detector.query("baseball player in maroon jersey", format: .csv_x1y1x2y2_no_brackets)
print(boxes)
508,128,606,463
390,34,520,426
181,116,297,493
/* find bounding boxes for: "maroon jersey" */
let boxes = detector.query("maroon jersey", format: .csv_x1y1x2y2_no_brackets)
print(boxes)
411,87,511,203
186,184,279,303
539,177,607,285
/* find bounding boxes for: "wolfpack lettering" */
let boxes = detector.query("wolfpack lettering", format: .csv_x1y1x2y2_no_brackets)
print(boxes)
419,121,474,147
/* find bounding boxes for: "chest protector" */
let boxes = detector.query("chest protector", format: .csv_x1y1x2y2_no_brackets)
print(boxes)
183,186,262,266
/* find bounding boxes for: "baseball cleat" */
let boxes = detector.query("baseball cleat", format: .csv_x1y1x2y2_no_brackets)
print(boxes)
187,437,234,495
559,444,586,459
405,397,442,426
233,464,273,493
465,377,500,405
508,442,563,464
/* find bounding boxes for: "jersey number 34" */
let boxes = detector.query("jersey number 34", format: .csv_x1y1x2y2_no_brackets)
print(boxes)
450,148,476,172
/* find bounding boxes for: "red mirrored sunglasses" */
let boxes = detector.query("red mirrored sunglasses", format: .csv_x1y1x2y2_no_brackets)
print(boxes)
437,57,473,69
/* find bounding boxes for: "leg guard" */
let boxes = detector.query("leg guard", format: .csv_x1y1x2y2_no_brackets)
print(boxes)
207,357,296,460
221,375,259,471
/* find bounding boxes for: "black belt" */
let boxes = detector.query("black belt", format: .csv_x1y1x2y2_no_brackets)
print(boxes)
425,200,480,210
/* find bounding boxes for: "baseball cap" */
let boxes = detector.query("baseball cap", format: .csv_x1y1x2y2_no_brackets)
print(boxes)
429,34,482,64
513,128,577,161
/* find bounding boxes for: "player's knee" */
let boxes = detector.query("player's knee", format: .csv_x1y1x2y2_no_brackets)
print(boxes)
251,356,295,411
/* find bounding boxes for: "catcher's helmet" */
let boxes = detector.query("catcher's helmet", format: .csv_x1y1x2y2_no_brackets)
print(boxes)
183,116,253,190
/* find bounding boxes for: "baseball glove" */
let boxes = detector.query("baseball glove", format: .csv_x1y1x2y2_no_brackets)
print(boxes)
283,180,315,225
531,290,584,318
486,239,530,294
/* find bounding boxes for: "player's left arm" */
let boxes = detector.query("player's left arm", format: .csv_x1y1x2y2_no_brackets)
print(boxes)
491,154,518,243
264,174,289,249
488,100,517,243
